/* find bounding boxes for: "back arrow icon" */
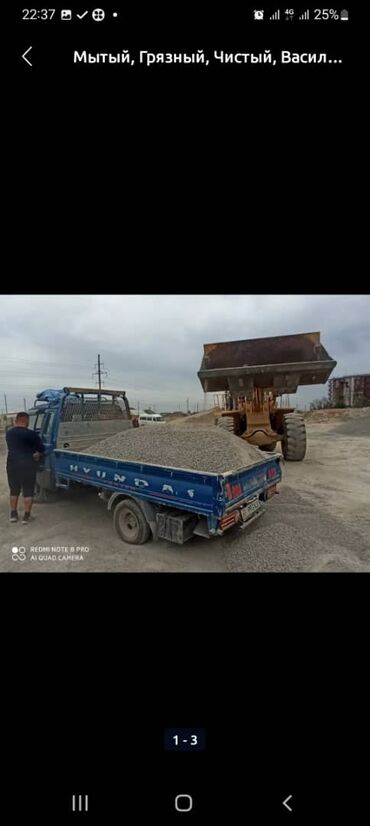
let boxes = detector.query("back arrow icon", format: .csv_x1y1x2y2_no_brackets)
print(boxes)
22,46,32,66
283,795,293,812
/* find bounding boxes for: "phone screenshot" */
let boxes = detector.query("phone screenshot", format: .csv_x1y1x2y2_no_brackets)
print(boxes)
5,4,365,823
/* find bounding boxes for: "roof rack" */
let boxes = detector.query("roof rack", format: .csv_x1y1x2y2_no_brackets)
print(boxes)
63,387,126,396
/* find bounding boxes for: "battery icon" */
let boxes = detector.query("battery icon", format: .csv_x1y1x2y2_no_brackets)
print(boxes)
340,9,349,20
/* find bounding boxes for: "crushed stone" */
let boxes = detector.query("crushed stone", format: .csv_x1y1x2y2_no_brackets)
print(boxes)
85,425,273,474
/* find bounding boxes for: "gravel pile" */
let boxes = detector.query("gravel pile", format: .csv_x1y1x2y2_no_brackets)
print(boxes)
168,409,221,429
222,484,370,573
85,425,269,474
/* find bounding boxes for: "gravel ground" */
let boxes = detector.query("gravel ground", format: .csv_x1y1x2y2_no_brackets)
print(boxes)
85,425,267,474
222,410,370,573
323,415,370,438
1,410,369,572
222,486,370,573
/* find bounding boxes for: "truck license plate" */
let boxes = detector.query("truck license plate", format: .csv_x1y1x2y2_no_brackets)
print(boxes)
241,499,261,522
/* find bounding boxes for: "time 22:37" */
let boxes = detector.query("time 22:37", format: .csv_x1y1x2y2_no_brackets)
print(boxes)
22,9,56,20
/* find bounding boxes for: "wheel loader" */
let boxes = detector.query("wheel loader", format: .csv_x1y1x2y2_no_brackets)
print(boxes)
198,332,336,461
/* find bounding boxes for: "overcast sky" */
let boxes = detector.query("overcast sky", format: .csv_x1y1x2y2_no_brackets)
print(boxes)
0,295,369,413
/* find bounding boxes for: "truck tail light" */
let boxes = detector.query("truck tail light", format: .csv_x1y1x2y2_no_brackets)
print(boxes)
266,484,277,498
219,511,239,531
267,466,278,480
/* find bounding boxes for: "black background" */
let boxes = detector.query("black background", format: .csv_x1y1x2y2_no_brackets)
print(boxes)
3,569,367,822
13,3,354,280
3,573,368,821
5,5,365,822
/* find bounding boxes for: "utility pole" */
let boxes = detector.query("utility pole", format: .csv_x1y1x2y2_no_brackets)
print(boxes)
97,354,102,391
4,394,8,415
92,354,108,398
23,397,27,411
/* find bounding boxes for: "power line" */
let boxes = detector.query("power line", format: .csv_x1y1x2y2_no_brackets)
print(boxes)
0,359,92,368
0,370,86,376
0,368,93,377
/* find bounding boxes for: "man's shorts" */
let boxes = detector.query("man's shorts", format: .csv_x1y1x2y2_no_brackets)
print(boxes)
7,462,37,498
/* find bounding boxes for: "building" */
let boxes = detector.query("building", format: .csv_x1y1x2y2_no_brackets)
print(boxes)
328,374,370,407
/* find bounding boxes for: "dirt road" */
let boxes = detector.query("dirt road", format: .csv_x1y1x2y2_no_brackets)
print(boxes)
1,410,369,573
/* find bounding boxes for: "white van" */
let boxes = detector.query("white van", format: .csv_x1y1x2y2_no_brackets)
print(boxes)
138,413,166,426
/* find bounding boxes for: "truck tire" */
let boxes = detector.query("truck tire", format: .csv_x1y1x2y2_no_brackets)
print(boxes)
113,499,151,545
282,413,307,461
217,415,235,433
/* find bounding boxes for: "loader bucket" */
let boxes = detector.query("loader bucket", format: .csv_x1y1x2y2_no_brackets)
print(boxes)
198,332,336,395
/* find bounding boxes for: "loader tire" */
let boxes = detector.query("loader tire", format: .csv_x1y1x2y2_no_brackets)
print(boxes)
217,416,236,434
282,413,307,461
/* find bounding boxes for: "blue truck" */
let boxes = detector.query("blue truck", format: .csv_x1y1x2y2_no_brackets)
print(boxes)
26,388,282,546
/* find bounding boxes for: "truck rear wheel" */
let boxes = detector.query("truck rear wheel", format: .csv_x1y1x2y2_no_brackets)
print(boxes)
282,413,307,461
113,499,151,545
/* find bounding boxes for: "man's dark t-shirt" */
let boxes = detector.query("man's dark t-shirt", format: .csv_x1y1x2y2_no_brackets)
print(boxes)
6,427,45,467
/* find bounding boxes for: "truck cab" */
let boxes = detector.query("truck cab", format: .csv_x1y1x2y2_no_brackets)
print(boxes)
26,387,132,499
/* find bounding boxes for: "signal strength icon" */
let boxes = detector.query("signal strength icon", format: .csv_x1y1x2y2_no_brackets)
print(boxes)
270,10,281,20
299,9,310,20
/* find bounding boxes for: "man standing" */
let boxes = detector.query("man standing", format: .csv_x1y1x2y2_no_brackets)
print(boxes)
6,412,45,524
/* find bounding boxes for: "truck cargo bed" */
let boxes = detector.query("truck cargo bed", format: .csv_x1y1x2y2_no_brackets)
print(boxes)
52,448,281,520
